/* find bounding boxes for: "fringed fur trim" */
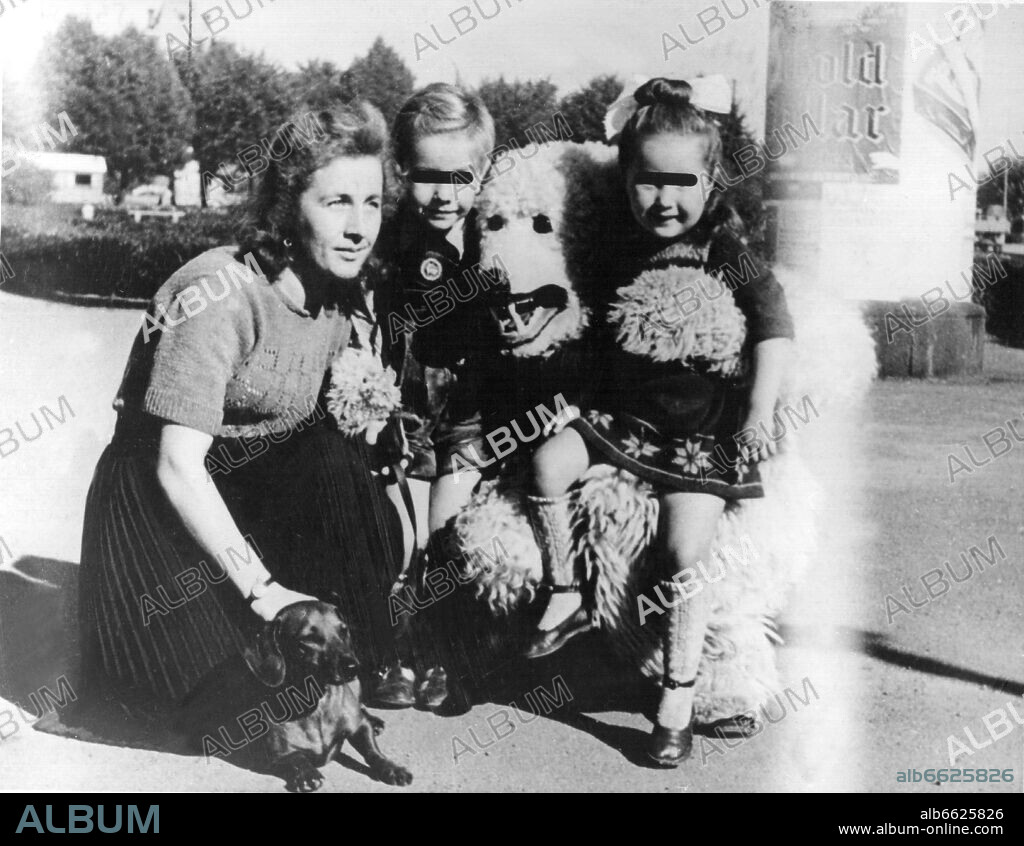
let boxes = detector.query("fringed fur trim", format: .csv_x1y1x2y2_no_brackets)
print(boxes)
609,266,747,377
453,475,543,614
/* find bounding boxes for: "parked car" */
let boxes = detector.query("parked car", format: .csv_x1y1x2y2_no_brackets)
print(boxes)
125,184,172,209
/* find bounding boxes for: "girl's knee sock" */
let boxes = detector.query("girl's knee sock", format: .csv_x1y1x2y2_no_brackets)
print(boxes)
525,493,581,629
655,579,711,728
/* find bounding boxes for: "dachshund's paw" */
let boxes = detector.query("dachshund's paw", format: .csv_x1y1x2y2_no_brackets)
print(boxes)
285,762,325,793
374,760,413,786
364,712,386,736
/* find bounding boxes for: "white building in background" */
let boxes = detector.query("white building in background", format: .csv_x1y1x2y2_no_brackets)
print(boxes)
173,158,202,207
22,151,107,204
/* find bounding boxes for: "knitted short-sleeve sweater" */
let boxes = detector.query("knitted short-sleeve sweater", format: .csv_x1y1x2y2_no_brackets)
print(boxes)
114,246,352,438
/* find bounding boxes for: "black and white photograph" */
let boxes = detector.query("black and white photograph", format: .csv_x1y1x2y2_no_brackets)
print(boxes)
0,0,1021,815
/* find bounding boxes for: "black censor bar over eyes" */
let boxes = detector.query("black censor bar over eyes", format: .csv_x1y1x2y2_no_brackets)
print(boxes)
408,168,475,185
636,170,699,187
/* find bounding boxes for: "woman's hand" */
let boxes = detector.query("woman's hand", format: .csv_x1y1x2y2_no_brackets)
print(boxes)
373,416,413,478
250,581,318,622
543,404,580,438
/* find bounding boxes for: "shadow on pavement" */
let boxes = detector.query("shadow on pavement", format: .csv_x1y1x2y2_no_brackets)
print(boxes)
0,555,190,754
781,624,1024,697
0,556,78,707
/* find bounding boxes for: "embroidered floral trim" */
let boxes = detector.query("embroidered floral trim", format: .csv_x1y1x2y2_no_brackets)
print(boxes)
639,239,712,268
623,432,659,459
670,439,713,475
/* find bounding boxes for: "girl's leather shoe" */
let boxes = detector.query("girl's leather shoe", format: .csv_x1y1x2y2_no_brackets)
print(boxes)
523,605,594,659
646,723,693,767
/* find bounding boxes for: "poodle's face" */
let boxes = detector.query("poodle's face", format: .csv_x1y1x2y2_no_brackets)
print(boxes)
474,142,616,358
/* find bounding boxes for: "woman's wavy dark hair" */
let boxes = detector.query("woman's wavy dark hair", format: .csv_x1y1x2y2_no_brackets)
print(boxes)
617,78,745,243
238,102,394,279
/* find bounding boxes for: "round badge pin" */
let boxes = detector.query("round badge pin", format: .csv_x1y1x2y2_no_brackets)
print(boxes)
420,256,443,282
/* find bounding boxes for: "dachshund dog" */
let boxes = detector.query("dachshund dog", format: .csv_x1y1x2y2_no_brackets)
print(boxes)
183,601,412,791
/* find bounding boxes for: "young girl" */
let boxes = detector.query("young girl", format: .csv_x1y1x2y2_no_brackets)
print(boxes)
525,77,794,766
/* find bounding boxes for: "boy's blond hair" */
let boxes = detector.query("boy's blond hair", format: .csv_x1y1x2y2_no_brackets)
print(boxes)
392,82,495,171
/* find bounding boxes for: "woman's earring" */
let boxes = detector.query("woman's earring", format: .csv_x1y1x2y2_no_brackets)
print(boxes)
283,238,293,248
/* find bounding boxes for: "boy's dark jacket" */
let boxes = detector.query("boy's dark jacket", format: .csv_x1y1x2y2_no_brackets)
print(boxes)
369,204,487,474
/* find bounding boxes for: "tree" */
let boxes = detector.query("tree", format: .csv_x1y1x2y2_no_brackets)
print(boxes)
37,18,194,196
1,76,42,145
717,101,769,250
557,75,624,144
1,162,52,205
477,77,559,147
173,41,293,205
336,38,414,127
291,60,346,112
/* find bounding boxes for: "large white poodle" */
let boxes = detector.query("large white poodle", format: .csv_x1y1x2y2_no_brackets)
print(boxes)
453,141,876,724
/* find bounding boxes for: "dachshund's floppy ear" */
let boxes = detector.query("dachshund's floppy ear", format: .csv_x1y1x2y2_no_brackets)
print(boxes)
243,618,286,687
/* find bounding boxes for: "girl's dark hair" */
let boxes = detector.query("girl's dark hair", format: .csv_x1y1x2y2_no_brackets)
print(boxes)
618,77,745,241
238,102,392,279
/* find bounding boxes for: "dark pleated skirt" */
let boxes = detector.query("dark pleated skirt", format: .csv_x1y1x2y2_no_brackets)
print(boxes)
78,417,406,709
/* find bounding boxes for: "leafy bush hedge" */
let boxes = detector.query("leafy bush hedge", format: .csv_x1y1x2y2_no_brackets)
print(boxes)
2,205,244,303
979,253,1024,347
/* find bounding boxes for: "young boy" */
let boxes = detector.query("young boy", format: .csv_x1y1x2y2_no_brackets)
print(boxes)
372,83,496,710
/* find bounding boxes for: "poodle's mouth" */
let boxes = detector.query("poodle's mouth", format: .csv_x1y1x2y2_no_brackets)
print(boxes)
487,285,569,347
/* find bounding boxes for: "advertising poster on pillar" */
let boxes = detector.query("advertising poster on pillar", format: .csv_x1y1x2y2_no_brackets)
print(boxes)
767,1,903,185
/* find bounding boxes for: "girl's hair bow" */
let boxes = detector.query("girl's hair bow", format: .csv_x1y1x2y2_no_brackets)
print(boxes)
603,74,733,143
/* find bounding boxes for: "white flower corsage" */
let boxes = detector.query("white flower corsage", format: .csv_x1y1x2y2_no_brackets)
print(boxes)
326,347,402,438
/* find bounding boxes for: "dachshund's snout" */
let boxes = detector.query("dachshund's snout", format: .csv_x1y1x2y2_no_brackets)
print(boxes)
328,649,360,685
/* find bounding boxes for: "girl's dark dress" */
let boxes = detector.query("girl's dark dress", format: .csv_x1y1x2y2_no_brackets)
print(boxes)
77,247,406,709
570,230,795,499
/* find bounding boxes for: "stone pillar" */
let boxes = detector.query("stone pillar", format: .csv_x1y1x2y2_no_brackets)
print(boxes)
765,2,985,377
